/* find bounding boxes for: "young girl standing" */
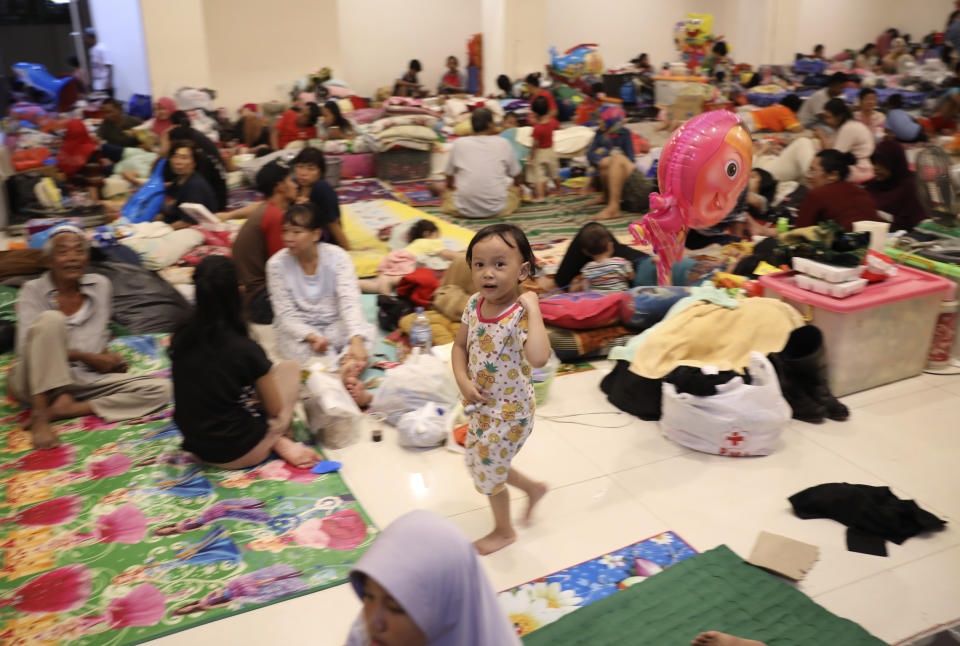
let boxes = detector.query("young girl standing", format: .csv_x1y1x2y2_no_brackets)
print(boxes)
452,224,549,555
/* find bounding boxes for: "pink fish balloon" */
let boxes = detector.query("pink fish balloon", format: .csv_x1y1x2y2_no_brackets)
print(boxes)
630,110,752,285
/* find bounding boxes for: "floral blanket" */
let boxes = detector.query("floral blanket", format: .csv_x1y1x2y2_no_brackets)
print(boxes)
0,335,377,645
498,531,697,637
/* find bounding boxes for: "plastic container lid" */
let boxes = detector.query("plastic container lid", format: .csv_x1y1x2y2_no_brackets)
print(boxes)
759,265,956,313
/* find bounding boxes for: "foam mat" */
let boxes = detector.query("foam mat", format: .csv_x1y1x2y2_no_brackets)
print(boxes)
522,545,885,646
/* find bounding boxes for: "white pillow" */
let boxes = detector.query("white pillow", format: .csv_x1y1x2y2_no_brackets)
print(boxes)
120,225,204,270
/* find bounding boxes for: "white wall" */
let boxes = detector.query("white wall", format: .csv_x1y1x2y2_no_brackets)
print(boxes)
503,0,547,82
744,0,956,66
482,0,507,96
140,0,212,99
544,0,735,73
135,0,958,112
89,0,151,101
202,0,340,112
337,0,481,98
789,0,955,60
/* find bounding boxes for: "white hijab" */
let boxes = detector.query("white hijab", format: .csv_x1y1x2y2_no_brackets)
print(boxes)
345,510,521,646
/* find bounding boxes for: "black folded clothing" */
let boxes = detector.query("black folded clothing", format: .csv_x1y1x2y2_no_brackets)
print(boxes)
789,483,946,556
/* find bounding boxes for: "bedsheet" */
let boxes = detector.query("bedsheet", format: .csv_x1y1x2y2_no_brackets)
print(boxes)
341,199,473,278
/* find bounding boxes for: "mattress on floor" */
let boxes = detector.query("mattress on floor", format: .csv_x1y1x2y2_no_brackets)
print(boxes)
522,545,886,646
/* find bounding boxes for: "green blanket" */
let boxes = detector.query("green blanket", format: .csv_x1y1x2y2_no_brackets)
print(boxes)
522,545,885,646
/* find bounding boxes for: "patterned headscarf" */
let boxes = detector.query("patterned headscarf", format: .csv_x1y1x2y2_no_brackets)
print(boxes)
601,105,626,131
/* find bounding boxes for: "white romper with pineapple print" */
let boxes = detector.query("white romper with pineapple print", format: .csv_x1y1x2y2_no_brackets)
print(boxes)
461,293,535,496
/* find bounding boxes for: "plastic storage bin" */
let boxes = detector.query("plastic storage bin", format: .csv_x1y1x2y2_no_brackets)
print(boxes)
760,266,956,396
794,274,867,298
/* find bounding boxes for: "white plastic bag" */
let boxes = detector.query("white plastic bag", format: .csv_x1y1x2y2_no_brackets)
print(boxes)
397,402,454,448
303,361,362,448
369,353,460,426
660,352,790,456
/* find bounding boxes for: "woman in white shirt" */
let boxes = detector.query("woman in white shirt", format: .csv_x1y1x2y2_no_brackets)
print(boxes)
266,204,375,405
814,98,875,183
854,88,886,139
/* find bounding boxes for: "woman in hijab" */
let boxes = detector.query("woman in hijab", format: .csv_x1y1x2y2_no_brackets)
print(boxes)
57,120,105,199
586,105,651,221
864,139,925,231
150,97,177,138
345,510,521,646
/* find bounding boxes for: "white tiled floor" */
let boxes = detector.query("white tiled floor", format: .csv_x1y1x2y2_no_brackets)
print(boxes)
153,364,960,646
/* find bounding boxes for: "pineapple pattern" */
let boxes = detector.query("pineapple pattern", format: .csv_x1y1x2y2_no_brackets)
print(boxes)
461,293,535,495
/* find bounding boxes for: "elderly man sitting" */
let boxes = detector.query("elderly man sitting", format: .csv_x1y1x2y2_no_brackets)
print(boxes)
9,225,172,449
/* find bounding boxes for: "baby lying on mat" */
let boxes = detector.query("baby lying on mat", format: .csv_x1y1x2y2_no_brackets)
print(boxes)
359,219,463,295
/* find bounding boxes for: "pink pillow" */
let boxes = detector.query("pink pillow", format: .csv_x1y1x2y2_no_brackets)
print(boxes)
178,245,232,266
193,227,237,247
349,108,385,124
325,85,354,98
539,291,625,329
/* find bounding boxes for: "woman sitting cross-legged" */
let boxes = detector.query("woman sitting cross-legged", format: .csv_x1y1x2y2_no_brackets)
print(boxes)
811,98,875,184
586,106,654,221
170,256,319,470
9,225,171,449
158,139,218,230
267,204,376,407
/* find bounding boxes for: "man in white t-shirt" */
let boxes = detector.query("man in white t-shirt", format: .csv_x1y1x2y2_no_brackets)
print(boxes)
441,108,522,219
83,28,113,97
796,72,847,128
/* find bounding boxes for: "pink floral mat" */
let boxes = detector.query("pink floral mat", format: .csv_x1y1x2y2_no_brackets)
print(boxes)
0,335,377,645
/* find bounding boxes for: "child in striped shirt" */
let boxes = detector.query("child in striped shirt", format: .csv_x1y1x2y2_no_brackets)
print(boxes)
577,224,634,292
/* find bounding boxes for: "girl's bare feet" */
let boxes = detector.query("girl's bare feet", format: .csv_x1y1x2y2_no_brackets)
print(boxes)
474,530,516,555
340,359,364,381
274,437,320,469
523,481,548,524
345,378,373,408
584,194,606,206
691,631,767,646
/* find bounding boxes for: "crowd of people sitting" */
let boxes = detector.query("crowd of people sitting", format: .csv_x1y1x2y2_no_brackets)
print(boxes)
9,13,960,644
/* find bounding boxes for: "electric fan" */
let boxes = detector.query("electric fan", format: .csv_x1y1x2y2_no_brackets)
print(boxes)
914,145,960,239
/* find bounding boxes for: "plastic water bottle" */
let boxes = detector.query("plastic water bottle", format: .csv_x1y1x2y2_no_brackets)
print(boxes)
409,307,432,356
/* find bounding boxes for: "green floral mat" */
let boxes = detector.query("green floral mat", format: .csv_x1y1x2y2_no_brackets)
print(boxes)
0,334,377,645
425,193,638,246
